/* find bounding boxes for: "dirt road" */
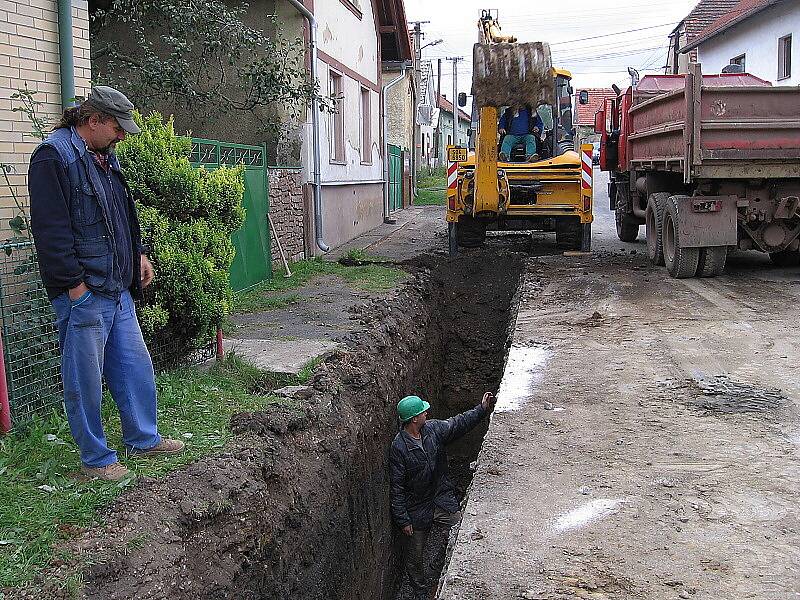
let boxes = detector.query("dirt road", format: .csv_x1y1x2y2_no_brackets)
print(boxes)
439,169,800,599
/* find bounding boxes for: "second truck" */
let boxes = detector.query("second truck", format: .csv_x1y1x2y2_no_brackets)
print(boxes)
599,63,800,277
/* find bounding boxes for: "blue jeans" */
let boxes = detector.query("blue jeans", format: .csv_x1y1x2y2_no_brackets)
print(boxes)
501,134,537,158
52,289,160,467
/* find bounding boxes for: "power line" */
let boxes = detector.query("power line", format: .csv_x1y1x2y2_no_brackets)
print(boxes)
548,22,678,46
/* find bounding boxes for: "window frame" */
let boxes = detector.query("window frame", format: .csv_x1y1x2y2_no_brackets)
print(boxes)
329,69,346,165
360,86,372,165
730,54,746,71
778,34,792,81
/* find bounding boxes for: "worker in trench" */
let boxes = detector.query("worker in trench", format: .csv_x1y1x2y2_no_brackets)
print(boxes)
389,392,497,599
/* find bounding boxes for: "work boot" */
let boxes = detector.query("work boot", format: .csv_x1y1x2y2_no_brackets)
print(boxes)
127,438,186,458
81,462,131,481
498,152,509,162
526,153,540,163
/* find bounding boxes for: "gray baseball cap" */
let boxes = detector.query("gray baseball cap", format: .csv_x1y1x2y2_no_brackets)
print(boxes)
86,86,141,134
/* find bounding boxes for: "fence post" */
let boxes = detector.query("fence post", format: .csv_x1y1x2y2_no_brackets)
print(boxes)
0,329,12,433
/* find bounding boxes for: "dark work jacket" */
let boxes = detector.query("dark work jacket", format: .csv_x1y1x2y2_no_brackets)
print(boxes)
389,403,487,530
28,127,143,301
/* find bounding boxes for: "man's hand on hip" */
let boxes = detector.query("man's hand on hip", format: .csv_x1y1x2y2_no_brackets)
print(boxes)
402,524,413,536
68,282,90,301
140,255,155,288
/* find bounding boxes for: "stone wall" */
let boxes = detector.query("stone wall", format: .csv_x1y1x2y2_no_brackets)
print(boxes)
268,168,305,267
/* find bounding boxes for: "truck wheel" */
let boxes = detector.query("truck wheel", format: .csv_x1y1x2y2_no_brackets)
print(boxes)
696,246,727,277
456,216,486,248
645,192,668,266
769,249,800,267
615,187,639,242
448,223,458,256
663,195,700,278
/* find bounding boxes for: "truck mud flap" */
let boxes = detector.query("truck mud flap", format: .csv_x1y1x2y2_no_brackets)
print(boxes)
674,195,737,248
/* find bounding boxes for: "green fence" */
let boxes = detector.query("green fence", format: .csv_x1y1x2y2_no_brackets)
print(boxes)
190,139,272,291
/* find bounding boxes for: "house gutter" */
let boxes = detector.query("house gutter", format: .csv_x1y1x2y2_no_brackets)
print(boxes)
57,0,75,109
286,0,329,252
381,62,410,223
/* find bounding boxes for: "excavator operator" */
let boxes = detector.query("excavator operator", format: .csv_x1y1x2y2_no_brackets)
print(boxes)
498,103,543,163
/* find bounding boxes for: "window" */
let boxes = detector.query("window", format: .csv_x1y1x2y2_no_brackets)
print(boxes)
730,54,746,71
779,35,792,80
329,71,345,163
360,87,371,163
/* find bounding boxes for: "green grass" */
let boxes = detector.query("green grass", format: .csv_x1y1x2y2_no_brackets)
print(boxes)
0,355,303,590
415,168,446,206
233,292,301,314
233,257,405,313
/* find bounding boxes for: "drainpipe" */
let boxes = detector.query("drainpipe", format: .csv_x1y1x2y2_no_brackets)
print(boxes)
286,0,329,252
381,62,410,223
57,0,75,109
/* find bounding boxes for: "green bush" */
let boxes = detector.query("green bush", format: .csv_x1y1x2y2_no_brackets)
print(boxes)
116,113,245,356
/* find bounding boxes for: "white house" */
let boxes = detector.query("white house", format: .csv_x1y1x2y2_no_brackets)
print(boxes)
682,0,798,85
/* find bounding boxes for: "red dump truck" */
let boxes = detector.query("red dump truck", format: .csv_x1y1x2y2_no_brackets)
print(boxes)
597,64,800,277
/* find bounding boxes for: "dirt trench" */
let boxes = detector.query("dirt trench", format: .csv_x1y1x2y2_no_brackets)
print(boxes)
45,250,523,600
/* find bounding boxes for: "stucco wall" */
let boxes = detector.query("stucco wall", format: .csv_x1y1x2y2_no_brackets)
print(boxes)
317,182,383,251
1,0,91,229
697,2,799,85
383,70,413,151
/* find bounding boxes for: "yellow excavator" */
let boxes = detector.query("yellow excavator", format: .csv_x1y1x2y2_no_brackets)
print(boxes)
446,10,593,254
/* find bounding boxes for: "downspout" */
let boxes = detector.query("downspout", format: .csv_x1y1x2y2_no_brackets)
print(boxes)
286,0,329,252
57,0,75,109
381,62,409,223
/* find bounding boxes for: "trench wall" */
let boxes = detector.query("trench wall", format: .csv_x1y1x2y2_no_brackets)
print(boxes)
79,252,523,600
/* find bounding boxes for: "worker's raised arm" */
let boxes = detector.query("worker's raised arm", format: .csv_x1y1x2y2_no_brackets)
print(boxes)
441,392,496,444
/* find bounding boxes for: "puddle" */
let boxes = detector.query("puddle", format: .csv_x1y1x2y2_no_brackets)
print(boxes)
495,344,552,412
553,498,627,532
692,375,785,413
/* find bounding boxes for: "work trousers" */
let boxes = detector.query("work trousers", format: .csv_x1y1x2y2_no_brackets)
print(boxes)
500,133,537,158
404,508,462,599
51,289,160,467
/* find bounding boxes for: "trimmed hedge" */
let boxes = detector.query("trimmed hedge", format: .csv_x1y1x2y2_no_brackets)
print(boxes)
116,113,245,358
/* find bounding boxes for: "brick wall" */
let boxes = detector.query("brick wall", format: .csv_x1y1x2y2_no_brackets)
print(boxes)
268,168,305,267
0,0,91,229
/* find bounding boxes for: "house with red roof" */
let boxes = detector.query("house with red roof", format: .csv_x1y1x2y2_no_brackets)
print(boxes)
681,0,797,85
666,0,742,74
574,88,617,143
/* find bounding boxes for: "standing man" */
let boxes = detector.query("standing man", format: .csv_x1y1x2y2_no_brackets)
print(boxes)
389,392,497,599
498,103,543,163
28,86,185,482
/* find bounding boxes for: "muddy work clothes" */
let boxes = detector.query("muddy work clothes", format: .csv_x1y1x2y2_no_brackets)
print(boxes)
404,508,461,598
389,403,487,530
51,289,160,467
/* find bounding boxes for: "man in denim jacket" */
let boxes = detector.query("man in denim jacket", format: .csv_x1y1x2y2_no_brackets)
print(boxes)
28,86,184,481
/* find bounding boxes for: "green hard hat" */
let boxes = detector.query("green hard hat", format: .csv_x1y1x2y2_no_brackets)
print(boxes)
397,395,431,422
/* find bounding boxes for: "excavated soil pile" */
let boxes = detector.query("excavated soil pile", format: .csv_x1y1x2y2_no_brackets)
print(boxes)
27,250,523,600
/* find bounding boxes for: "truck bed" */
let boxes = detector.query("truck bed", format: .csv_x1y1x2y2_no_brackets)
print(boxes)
626,66,800,181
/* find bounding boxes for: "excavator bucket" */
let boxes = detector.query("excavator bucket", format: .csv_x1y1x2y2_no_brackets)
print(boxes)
472,42,554,109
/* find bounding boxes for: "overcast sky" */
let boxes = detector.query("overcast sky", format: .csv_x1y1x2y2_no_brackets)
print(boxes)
405,0,699,100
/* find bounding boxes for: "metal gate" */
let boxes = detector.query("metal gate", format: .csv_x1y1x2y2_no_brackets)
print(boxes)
190,139,272,291
388,144,402,212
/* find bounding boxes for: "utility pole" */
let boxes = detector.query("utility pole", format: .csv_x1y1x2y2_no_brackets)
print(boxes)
447,56,463,148
434,57,441,163
408,20,428,197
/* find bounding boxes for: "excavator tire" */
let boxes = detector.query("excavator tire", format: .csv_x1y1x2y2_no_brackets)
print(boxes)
663,195,700,278
456,216,487,248
696,246,728,277
556,219,589,251
769,249,800,266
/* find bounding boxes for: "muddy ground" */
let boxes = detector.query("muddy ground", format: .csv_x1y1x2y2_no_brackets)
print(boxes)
440,171,800,600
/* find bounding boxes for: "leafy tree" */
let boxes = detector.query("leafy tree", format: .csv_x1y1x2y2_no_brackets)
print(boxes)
89,0,315,129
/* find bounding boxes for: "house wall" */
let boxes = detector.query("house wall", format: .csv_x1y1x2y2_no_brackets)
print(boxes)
268,168,305,267
437,112,469,161
382,70,413,151
1,0,91,230
319,182,383,250
697,2,799,84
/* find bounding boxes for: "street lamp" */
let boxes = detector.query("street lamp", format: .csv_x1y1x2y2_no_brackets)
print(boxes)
421,39,443,50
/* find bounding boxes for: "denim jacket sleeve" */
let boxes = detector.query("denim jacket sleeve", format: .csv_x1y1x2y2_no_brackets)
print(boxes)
29,148,84,290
